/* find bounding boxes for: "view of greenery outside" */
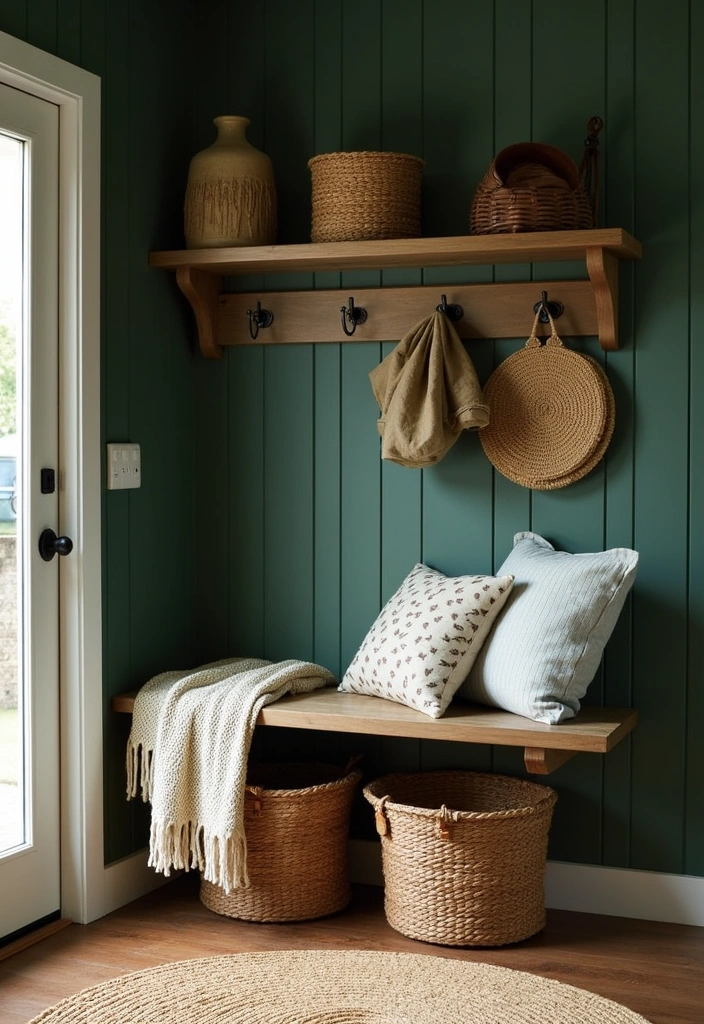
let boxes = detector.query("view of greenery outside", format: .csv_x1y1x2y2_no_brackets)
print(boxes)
0,300,17,534
0,317,16,437
0,137,20,818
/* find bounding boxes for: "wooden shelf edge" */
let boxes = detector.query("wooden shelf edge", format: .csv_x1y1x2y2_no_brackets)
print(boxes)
149,228,642,276
151,228,640,357
112,688,636,757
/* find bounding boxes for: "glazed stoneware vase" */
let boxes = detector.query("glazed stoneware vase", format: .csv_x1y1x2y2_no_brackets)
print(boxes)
184,115,277,248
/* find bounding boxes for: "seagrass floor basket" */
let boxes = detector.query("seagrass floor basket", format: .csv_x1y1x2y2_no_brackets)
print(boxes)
364,770,557,947
200,761,361,922
308,150,424,242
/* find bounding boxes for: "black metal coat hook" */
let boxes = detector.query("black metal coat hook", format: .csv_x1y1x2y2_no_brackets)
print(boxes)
436,294,463,322
247,300,275,340
532,290,564,324
340,296,368,336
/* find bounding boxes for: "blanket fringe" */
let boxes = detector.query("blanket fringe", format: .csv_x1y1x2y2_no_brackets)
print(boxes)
126,740,154,803
148,819,250,894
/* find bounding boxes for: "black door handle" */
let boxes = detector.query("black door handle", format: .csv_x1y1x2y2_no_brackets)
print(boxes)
38,528,74,562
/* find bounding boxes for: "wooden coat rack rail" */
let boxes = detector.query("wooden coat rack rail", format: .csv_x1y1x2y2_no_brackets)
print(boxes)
112,688,637,776
149,228,642,359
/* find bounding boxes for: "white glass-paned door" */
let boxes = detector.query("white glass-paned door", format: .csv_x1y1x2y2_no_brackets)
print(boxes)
0,82,61,942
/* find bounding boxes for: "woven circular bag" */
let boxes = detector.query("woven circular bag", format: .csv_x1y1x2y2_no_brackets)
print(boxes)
532,353,616,490
364,770,557,947
479,311,613,490
308,151,424,242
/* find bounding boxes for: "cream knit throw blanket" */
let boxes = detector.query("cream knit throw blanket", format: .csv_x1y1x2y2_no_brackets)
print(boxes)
126,656,335,893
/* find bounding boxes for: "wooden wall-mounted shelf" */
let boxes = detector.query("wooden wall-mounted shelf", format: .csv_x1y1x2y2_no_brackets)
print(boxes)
112,687,637,776
149,228,642,359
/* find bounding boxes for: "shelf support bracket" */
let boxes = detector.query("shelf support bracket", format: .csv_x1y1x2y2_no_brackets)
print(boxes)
523,747,577,775
586,246,619,351
176,266,223,359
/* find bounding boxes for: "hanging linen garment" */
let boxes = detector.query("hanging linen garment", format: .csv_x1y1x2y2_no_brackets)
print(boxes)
369,311,489,468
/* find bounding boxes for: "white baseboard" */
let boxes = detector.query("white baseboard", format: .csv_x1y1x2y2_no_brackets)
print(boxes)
100,842,704,929
348,840,704,928
103,850,174,917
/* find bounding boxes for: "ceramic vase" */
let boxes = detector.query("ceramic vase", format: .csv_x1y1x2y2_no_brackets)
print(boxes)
184,115,277,248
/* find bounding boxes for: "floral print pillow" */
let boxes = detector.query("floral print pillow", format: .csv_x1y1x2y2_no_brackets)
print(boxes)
339,563,514,719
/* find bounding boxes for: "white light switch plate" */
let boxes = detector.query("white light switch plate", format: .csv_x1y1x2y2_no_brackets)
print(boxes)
107,443,141,490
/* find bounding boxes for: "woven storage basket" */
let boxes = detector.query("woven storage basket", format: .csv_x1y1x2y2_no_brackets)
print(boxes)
200,761,361,923
479,311,614,490
470,118,602,234
308,151,424,242
363,770,557,947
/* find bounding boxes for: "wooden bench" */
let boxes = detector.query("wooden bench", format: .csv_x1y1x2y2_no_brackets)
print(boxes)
112,688,636,776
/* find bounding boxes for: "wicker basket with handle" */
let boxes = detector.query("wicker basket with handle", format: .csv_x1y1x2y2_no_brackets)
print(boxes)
364,770,557,947
470,117,602,234
200,761,361,922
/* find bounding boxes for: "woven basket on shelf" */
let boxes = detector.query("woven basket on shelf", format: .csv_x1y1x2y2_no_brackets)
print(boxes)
308,151,424,242
363,770,557,947
200,761,361,923
479,310,615,490
470,117,602,234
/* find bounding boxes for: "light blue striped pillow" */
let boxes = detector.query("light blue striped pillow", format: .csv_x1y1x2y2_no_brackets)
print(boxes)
459,532,638,724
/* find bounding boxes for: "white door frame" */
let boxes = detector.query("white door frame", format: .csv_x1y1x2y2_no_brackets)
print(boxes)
0,30,103,924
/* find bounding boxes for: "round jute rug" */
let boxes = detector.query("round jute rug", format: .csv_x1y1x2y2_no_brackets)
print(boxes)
28,948,652,1024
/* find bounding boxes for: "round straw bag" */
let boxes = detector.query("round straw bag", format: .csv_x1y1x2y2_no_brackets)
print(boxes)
200,761,361,922
479,311,614,490
308,151,424,242
364,771,557,947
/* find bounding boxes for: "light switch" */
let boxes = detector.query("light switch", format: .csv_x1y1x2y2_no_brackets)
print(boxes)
107,443,141,490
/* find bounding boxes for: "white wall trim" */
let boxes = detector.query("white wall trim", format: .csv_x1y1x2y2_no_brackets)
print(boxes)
544,860,704,927
92,840,704,930
103,851,173,917
348,840,704,928
0,31,104,925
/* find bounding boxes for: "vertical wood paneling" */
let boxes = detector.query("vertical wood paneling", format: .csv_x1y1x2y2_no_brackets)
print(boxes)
5,0,701,877
312,0,343,678
127,0,194,677
685,0,704,876
339,0,382,667
265,0,316,245
101,1,133,862
224,1,267,661
126,0,195,853
601,0,637,868
0,2,27,40
191,3,231,664
526,0,609,867
263,346,315,662
420,0,495,775
313,345,342,675
56,0,80,66
379,0,423,618
489,0,533,780
631,0,690,874
27,0,56,55
228,348,265,658
260,1,316,666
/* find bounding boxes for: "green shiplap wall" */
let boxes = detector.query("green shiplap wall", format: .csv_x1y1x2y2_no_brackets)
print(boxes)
192,0,704,877
3,0,700,878
0,0,197,862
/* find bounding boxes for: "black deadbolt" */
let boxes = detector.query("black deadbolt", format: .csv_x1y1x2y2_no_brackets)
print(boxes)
38,528,74,562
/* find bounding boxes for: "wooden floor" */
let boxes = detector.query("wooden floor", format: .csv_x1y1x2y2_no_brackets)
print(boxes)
1,875,703,1024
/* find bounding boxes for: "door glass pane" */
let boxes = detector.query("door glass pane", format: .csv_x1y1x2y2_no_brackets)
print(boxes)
0,132,23,855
